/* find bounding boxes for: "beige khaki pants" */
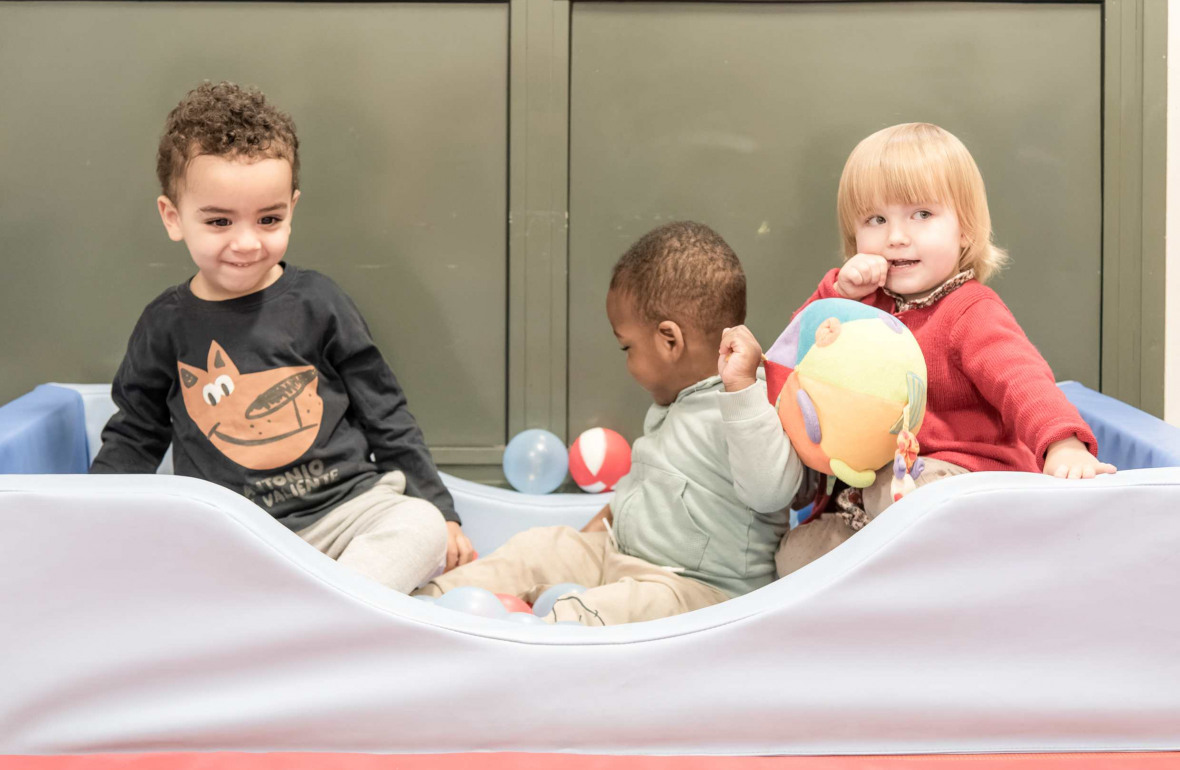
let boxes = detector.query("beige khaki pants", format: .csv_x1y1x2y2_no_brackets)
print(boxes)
416,526,730,626
297,471,448,594
775,458,968,578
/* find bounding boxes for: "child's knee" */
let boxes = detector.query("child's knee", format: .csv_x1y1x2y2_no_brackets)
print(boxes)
391,498,448,559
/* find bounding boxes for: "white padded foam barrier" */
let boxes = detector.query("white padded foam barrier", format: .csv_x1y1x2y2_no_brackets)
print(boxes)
2,386,1179,755
3,468,1180,755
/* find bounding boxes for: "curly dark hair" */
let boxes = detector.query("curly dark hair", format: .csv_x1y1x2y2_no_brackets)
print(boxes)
609,221,746,334
156,81,299,201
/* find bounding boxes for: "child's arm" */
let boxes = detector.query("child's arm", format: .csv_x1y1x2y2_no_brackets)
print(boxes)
717,325,761,393
325,292,467,555
1044,436,1117,479
90,317,173,473
717,326,804,513
953,296,1113,477
794,266,894,321
341,354,462,515
345,358,477,570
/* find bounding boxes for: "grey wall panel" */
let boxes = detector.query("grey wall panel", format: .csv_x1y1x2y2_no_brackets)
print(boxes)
0,2,507,449
569,2,1101,441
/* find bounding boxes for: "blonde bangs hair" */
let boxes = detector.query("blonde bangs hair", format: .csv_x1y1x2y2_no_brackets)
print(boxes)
836,123,1008,283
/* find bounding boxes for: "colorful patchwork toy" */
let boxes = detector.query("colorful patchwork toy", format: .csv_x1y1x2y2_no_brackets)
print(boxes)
763,298,927,496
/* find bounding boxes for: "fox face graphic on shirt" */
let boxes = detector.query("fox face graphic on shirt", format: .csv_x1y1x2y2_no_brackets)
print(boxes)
178,340,323,471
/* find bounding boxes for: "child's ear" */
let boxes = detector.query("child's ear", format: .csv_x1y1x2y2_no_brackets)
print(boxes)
290,189,300,213
157,195,184,242
656,320,685,360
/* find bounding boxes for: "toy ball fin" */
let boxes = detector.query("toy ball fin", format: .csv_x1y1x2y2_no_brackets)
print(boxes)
830,458,876,488
889,372,927,435
906,372,926,430
796,388,822,444
764,358,792,408
765,316,803,369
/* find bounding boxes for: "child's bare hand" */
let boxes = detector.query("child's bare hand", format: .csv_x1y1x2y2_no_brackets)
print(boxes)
836,253,889,299
444,521,476,571
718,325,762,393
1043,436,1117,479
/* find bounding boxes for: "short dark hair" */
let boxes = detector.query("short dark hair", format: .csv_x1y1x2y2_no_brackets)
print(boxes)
156,81,299,202
609,221,746,334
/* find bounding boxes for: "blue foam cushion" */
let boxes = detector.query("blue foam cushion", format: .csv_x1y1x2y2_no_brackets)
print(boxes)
2,380,1177,478
0,385,89,474
1059,381,1180,470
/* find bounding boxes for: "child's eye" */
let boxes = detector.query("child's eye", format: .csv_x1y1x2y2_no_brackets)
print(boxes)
259,216,282,226
620,346,630,352
914,210,933,220
206,218,231,227
866,215,885,226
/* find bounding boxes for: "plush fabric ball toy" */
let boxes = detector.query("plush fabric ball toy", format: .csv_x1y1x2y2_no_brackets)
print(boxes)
763,298,927,491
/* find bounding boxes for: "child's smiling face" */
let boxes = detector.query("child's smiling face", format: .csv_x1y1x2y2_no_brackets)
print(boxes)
854,199,966,301
158,154,299,301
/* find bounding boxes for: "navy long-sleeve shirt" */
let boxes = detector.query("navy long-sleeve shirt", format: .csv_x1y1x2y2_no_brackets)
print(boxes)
91,263,458,531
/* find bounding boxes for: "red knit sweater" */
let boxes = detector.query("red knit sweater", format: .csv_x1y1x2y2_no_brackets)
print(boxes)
800,269,1097,473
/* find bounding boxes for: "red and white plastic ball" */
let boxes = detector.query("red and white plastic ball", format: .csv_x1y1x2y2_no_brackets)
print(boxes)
568,427,632,493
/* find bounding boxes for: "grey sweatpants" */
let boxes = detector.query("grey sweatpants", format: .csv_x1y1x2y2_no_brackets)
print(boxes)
297,471,448,593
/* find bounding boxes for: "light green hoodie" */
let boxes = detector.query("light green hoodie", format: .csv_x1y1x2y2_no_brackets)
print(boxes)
611,375,802,597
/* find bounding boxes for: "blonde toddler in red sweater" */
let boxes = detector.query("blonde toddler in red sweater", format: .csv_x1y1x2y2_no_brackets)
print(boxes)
720,122,1116,577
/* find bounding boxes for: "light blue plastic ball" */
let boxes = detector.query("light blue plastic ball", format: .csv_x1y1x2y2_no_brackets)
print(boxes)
532,582,588,617
504,612,547,626
503,429,569,494
436,586,509,618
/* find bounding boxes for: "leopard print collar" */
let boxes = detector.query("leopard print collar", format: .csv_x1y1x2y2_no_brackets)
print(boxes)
883,268,976,312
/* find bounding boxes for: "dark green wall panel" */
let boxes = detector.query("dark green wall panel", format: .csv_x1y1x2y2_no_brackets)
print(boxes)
0,2,508,449
3,1,1156,468
568,1,1102,440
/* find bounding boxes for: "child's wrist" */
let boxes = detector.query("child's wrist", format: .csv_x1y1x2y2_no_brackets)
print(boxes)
722,375,758,393
835,281,870,300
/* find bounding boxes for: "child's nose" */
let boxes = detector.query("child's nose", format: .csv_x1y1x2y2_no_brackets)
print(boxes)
887,223,911,246
231,230,262,252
